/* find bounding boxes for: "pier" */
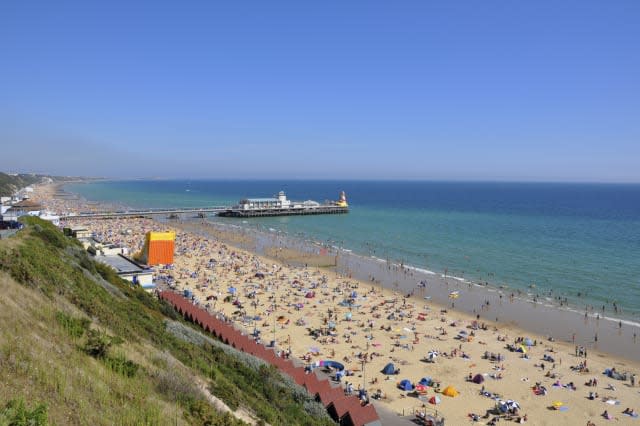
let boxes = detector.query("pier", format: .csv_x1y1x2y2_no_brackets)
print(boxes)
60,206,229,220
218,205,348,217
59,191,349,220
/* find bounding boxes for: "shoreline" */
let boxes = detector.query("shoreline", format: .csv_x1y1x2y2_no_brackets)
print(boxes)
64,180,640,324
55,180,640,363
180,218,640,365
38,182,640,425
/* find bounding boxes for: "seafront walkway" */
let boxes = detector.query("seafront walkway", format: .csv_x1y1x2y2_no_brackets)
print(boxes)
159,290,382,426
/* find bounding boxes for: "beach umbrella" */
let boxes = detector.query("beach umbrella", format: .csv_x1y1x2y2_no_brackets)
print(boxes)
228,287,237,294
472,374,485,384
428,395,441,405
524,337,534,346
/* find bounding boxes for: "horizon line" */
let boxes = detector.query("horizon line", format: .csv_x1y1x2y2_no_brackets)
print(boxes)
67,176,640,185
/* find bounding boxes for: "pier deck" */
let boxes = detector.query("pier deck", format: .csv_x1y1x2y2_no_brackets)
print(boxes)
60,205,348,220
218,205,348,218
60,206,228,220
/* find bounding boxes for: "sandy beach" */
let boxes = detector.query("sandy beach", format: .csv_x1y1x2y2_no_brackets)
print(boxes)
33,183,640,425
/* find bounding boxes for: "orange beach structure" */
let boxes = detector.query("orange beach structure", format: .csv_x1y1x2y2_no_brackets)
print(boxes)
142,231,175,265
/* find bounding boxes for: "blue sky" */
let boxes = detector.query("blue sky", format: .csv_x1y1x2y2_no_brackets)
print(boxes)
1,1,639,182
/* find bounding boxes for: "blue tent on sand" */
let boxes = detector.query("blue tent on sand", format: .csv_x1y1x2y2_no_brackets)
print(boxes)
398,379,413,391
381,363,396,375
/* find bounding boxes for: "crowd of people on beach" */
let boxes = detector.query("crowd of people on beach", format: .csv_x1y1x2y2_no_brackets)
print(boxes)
31,183,640,426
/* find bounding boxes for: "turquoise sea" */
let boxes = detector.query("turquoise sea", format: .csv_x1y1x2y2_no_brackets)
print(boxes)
65,180,640,322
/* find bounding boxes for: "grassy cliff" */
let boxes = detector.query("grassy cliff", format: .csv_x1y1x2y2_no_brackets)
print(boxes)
0,217,333,425
0,173,43,197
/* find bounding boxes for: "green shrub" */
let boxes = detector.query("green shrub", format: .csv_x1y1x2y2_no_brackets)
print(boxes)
0,398,48,426
55,311,90,339
84,329,113,359
104,354,140,378
21,216,74,250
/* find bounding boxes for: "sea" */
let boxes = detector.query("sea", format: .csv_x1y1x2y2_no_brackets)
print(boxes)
65,180,640,324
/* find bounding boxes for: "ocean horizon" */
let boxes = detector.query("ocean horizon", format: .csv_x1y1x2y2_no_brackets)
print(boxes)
64,179,640,323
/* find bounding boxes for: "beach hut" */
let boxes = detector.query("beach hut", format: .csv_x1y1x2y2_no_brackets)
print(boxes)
398,379,413,391
442,385,459,397
141,231,175,265
472,374,485,384
381,363,396,375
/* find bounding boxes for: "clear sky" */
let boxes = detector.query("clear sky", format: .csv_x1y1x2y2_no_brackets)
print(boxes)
1,1,639,182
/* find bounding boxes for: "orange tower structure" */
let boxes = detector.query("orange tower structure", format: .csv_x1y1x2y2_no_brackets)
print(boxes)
142,231,175,265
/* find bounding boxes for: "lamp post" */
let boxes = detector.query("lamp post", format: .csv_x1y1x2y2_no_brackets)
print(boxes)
361,358,367,399
272,301,276,348
252,300,258,337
